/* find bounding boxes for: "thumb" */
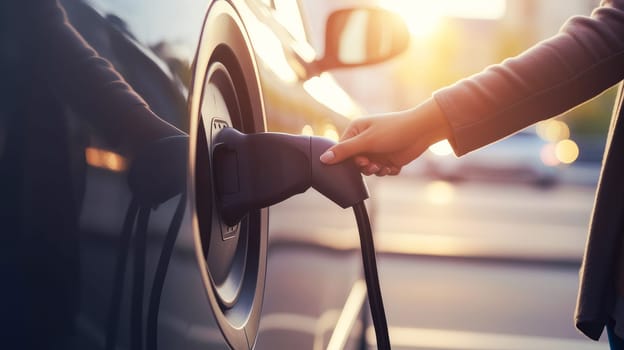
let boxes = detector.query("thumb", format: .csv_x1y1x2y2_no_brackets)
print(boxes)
319,136,366,164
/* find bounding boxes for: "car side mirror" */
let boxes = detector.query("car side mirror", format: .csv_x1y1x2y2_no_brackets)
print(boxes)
317,7,410,71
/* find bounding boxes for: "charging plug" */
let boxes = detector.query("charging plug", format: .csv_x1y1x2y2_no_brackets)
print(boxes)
212,128,390,349
212,127,369,226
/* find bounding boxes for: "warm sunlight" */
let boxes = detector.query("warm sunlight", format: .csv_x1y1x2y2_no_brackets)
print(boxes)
390,2,442,39
303,72,360,117
385,0,507,38
429,140,454,156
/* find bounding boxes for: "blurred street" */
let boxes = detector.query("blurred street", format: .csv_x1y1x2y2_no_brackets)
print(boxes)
271,168,598,263
269,170,608,349
372,171,596,263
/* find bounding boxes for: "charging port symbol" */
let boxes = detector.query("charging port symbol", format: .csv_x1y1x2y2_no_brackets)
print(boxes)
211,118,240,240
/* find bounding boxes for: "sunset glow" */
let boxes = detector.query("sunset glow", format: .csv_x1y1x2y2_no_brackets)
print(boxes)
385,0,507,38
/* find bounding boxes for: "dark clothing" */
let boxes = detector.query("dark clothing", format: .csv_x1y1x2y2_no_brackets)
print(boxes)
0,0,180,347
609,319,624,349
434,0,624,341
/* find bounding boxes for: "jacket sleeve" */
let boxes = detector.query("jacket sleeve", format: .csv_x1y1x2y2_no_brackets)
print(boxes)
433,0,624,156
25,0,182,155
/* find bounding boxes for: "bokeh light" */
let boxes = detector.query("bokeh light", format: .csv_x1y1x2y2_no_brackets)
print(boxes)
301,124,314,136
536,120,570,142
555,139,579,164
323,124,340,142
540,143,560,167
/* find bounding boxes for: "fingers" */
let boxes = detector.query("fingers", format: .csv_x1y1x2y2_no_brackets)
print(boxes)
354,155,369,167
358,163,401,177
361,163,380,176
377,167,391,177
320,119,372,165
361,164,401,177
320,135,367,165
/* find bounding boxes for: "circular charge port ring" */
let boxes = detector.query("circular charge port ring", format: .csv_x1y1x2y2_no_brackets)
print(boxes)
188,1,268,348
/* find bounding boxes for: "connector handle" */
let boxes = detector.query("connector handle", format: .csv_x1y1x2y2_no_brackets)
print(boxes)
310,137,369,208
213,128,369,226
213,128,310,226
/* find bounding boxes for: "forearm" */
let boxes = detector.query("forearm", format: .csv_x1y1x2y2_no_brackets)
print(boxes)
434,0,624,156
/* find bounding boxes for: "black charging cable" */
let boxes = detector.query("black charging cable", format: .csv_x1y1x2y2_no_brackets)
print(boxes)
105,194,185,350
105,136,188,350
146,193,186,350
105,198,138,350
354,201,390,350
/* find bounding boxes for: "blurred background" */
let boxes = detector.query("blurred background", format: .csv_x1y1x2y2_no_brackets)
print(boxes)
279,0,611,348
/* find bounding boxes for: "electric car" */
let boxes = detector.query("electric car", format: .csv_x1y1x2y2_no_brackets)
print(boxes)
423,128,560,187
0,0,408,348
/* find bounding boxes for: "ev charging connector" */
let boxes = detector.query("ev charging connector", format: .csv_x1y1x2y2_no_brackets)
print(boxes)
212,127,391,349
212,127,369,226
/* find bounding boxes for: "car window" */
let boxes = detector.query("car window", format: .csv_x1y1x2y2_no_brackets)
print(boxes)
85,0,207,62
272,0,308,42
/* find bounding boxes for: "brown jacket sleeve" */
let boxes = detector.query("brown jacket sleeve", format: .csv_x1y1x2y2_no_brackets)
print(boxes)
26,0,182,155
433,0,624,156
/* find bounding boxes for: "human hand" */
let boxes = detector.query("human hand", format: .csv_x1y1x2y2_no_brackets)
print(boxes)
319,98,452,176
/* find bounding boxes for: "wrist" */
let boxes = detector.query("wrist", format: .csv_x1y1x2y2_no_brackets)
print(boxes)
407,98,452,146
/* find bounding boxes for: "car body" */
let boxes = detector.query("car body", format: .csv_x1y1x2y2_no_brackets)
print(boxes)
0,0,407,349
